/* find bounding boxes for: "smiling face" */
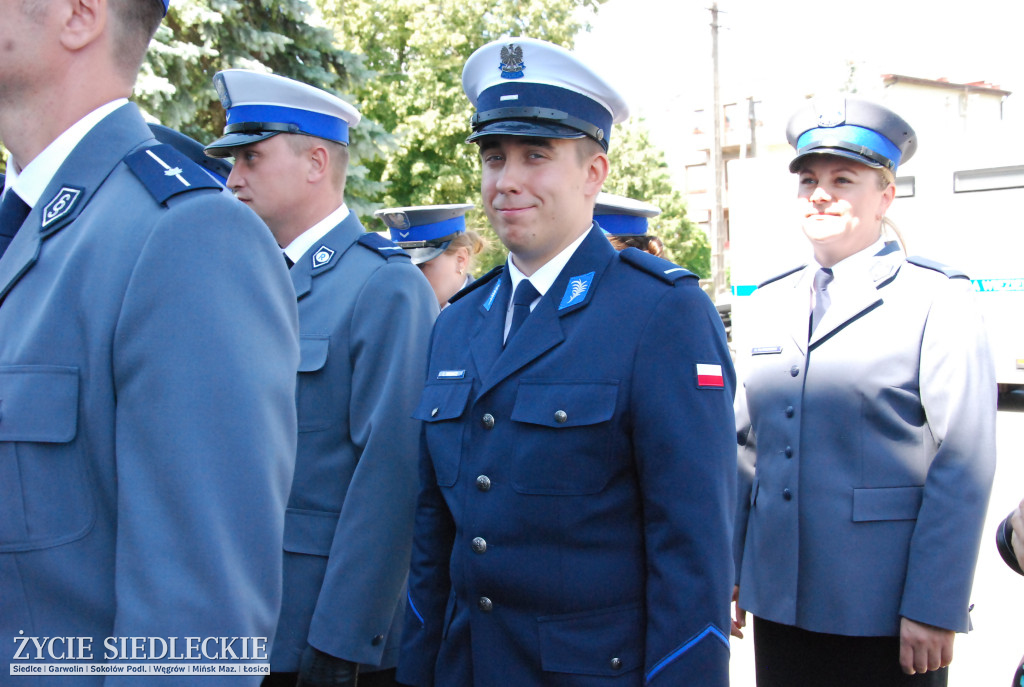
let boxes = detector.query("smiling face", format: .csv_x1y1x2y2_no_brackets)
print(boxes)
796,155,895,267
478,136,607,275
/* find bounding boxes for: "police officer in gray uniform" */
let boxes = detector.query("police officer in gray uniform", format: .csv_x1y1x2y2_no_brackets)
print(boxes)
732,97,996,686
206,70,438,687
0,1,299,684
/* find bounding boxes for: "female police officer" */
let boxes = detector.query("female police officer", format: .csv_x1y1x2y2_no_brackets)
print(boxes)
731,97,996,686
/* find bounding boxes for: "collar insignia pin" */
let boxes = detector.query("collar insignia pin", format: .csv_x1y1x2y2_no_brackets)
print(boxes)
312,245,335,269
41,186,84,228
559,272,595,310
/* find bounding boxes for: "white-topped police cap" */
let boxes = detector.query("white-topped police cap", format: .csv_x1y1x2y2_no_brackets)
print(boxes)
462,37,629,151
205,69,361,158
786,96,917,174
594,192,661,236
374,204,474,265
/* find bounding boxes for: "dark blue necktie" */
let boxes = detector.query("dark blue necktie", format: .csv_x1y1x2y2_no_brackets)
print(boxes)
506,279,539,346
0,189,31,260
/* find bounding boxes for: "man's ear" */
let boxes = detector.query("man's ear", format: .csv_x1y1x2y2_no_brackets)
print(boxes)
60,0,108,51
583,151,609,197
307,144,331,184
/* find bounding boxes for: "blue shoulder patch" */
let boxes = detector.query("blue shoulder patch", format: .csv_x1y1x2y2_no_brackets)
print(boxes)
124,144,221,204
759,264,805,288
906,255,968,280
619,247,696,284
357,232,410,261
449,264,502,304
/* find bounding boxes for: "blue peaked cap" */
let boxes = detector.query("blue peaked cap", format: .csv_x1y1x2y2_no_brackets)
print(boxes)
205,70,361,157
786,97,917,173
375,204,474,265
594,192,660,236
463,37,629,151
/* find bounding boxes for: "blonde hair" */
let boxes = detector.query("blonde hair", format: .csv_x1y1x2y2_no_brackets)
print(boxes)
876,167,908,253
445,229,489,271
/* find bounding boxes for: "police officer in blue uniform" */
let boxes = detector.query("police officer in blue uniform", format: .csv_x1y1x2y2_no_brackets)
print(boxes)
732,98,996,686
396,37,736,687
375,203,480,308
205,69,438,687
0,1,299,684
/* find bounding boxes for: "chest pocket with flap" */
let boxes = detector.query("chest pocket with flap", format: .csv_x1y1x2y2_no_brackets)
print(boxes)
0,365,89,552
510,380,620,495
414,381,473,487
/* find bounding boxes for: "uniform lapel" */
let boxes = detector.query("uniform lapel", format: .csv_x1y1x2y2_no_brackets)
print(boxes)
468,270,509,388
476,228,612,399
809,243,902,347
290,212,363,300
785,267,814,356
0,104,151,304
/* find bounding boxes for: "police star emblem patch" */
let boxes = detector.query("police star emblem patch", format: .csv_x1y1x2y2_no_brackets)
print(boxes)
499,43,525,79
559,272,595,310
41,186,84,228
311,245,335,269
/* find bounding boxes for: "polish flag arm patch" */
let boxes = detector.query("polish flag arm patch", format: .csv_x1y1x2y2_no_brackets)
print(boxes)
696,363,725,388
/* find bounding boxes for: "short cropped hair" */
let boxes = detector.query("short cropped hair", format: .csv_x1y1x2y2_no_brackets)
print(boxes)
109,0,164,80
285,134,350,192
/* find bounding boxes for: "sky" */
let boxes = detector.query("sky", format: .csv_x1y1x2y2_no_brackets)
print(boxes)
574,0,1024,170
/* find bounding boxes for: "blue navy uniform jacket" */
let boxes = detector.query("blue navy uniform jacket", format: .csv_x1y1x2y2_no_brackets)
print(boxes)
733,245,997,637
0,104,300,684
270,214,438,671
397,226,736,686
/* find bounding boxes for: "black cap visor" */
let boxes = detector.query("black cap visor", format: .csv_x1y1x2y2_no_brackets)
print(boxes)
204,130,283,158
400,240,453,265
466,120,588,145
789,147,885,174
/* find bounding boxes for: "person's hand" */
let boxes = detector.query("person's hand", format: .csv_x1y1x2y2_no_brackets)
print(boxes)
731,585,747,639
1011,497,1024,572
296,644,358,687
899,617,954,674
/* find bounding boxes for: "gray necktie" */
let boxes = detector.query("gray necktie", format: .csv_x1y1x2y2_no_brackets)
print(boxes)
810,267,834,334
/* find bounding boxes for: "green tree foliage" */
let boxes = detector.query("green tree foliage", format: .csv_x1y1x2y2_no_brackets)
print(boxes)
605,120,710,277
136,0,391,214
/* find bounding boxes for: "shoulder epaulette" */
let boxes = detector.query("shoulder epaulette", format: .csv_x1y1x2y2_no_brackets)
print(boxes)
357,232,410,262
906,255,969,280
618,247,696,284
449,265,503,304
124,144,222,204
758,264,805,289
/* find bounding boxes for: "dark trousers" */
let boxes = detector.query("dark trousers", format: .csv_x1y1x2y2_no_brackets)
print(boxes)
753,617,948,687
262,668,398,687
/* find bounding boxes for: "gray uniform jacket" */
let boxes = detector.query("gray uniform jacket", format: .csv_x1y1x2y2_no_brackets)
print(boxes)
734,244,996,637
0,103,300,684
270,213,438,671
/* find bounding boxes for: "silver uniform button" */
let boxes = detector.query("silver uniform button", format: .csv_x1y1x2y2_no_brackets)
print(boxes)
554,409,568,424
481,413,495,429
471,537,487,554
430,407,439,417
610,657,622,670
476,475,492,491
478,596,493,612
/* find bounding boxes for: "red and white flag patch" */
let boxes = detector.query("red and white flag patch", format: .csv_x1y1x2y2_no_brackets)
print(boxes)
696,363,725,389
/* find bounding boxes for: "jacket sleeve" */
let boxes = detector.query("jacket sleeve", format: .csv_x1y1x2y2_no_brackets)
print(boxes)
110,193,300,684
306,261,439,665
733,361,757,586
899,277,997,632
632,281,736,686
